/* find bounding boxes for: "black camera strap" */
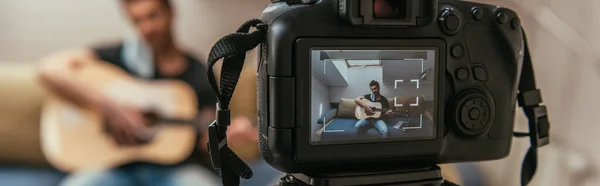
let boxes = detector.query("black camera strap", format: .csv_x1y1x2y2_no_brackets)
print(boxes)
514,30,551,186
206,19,266,186
205,18,550,186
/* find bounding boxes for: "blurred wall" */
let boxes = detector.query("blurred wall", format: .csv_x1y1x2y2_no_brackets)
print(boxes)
0,0,269,62
473,0,600,186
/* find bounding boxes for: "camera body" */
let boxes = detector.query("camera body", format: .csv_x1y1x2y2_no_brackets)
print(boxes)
257,0,524,173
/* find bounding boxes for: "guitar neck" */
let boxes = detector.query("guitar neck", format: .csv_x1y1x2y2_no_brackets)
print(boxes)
143,112,202,130
154,118,198,126
143,111,204,127
152,116,214,133
370,108,391,112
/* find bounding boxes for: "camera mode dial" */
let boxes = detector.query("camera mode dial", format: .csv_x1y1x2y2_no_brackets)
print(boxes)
450,88,495,137
438,8,462,36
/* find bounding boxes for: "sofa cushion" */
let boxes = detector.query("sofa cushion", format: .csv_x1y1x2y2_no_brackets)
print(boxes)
317,108,337,124
0,62,50,166
336,98,357,119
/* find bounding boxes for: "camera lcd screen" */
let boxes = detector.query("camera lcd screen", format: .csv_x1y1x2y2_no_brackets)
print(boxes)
310,48,437,145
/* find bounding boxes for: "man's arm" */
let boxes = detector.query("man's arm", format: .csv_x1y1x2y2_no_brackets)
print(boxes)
382,97,395,117
196,106,215,153
38,48,169,145
354,96,369,108
196,108,261,161
37,49,110,109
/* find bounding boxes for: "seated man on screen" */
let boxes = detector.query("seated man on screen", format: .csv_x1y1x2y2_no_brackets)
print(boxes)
37,0,259,185
354,80,394,138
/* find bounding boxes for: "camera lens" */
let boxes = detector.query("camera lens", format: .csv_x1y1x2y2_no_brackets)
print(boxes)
373,0,408,19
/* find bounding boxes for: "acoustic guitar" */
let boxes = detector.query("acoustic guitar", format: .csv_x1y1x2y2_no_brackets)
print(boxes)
355,99,395,120
40,61,200,172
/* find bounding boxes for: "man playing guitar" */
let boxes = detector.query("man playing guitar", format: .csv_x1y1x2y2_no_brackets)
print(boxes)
37,0,258,185
354,80,394,138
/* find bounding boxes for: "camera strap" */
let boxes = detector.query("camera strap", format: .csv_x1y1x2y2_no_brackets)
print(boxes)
514,30,551,186
204,18,550,186
206,19,266,186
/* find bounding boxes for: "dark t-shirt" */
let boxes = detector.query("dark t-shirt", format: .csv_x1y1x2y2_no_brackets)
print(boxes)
93,43,217,169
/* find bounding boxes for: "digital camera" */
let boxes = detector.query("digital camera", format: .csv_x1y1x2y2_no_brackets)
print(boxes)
257,0,525,173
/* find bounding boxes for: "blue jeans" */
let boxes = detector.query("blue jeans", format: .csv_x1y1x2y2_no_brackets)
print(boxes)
59,163,219,186
354,119,389,138
59,160,283,186
0,166,66,186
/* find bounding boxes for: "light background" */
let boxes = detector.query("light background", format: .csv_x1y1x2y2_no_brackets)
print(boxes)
0,0,270,62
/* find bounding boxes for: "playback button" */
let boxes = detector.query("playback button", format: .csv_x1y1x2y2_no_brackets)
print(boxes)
473,65,488,82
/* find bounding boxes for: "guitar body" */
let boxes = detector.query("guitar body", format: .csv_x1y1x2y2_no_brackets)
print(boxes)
40,62,198,172
355,100,385,120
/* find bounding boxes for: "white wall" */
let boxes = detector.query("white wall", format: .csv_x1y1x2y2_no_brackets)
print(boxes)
328,66,434,102
0,0,270,62
332,59,349,84
311,50,350,87
381,51,435,85
330,66,387,100
313,59,349,86
311,75,330,141
381,59,435,101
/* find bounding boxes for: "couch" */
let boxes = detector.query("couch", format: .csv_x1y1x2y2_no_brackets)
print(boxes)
0,62,66,186
316,97,434,142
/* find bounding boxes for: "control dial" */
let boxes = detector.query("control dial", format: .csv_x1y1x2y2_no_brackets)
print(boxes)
449,88,495,137
439,8,462,36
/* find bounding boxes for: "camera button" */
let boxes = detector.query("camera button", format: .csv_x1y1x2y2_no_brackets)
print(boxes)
460,98,490,131
511,17,521,30
445,15,460,31
496,12,508,24
472,7,483,21
450,89,494,137
451,44,464,58
473,65,487,82
456,67,469,81
439,8,461,35
469,108,481,120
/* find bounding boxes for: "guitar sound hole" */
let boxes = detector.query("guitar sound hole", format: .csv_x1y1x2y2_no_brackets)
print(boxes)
366,108,375,116
142,112,160,127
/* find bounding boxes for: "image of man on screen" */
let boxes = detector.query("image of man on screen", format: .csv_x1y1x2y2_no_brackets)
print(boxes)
354,80,394,138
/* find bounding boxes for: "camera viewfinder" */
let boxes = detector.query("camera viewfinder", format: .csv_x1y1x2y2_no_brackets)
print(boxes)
340,0,437,27
373,0,408,20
